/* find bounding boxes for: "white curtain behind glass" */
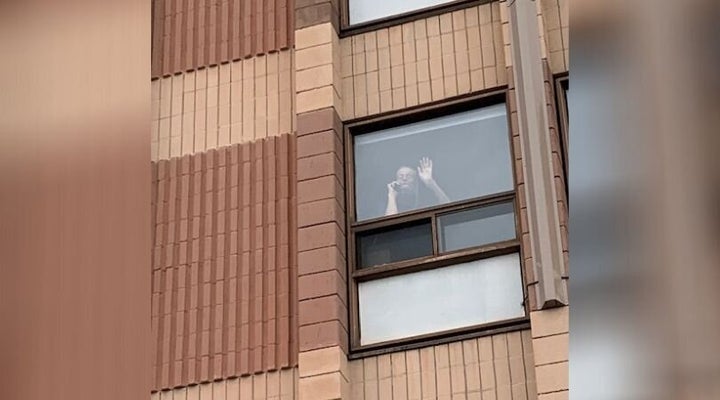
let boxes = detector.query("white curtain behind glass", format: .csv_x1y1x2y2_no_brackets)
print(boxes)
358,253,525,345
349,0,455,24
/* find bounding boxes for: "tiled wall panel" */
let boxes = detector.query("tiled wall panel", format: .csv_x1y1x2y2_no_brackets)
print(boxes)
152,0,294,78
151,135,298,390
151,51,295,161
348,331,537,400
151,369,298,399
340,3,507,120
539,0,568,73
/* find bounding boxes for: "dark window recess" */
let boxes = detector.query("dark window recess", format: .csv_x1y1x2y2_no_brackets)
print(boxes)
357,220,433,268
555,74,569,199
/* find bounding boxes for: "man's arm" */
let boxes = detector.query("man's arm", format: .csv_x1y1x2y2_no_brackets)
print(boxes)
385,183,399,216
417,157,450,203
424,179,450,203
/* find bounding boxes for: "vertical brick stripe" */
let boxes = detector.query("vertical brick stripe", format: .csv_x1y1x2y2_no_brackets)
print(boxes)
151,135,297,391
152,0,295,78
288,130,299,368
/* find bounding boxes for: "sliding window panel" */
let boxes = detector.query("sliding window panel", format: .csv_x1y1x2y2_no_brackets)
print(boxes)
357,220,434,269
438,201,516,253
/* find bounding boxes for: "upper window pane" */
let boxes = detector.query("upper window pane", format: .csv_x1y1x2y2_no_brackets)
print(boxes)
353,104,513,221
349,0,456,25
438,201,516,253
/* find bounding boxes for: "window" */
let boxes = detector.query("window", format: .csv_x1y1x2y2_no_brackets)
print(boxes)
346,92,528,353
344,0,484,29
348,0,455,25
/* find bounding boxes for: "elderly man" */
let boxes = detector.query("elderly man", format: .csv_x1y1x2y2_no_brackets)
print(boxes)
385,157,450,216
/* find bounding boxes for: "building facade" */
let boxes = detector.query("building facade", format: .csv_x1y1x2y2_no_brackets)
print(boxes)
150,0,569,398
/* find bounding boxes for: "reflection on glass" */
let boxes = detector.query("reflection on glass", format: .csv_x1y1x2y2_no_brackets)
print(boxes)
357,221,433,268
349,0,454,25
358,253,525,345
438,202,516,253
354,104,512,221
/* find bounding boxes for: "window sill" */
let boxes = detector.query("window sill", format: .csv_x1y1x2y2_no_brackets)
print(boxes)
348,317,530,360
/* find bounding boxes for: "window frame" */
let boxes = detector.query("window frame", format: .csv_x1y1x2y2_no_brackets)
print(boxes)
344,89,530,357
340,0,496,37
554,73,569,198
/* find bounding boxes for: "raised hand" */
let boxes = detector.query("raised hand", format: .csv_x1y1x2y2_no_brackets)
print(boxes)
417,157,434,185
417,157,450,203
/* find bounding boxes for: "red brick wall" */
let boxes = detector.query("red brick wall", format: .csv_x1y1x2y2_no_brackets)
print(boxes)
152,0,294,78
151,135,298,391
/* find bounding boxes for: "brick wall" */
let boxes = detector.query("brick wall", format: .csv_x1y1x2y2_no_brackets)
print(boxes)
340,3,507,120
539,0,569,73
151,369,298,400
151,136,298,390
148,0,570,398
151,50,295,162
151,0,294,78
348,331,537,400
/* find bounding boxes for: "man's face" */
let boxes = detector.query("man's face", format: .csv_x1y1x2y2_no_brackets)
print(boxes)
395,167,417,192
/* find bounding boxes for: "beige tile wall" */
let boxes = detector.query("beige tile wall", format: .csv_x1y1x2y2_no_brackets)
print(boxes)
151,50,295,162
150,369,298,400
294,23,343,115
530,307,568,399
340,3,507,120
349,331,537,400
539,0,569,73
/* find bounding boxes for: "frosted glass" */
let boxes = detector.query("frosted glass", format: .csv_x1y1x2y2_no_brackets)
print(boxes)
358,253,525,345
349,0,455,25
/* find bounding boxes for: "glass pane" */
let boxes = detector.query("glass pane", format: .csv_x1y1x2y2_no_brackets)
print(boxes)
357,221,433,269
354,104,512,222
358,253,525,345
349,0,455,25
438,202,516,253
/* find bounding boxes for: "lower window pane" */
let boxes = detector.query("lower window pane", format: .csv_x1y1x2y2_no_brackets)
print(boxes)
358,253,525,345
357,220,433,268
438,201,516,253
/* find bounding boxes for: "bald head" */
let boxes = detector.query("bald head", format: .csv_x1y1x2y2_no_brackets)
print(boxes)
395,166,418,193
